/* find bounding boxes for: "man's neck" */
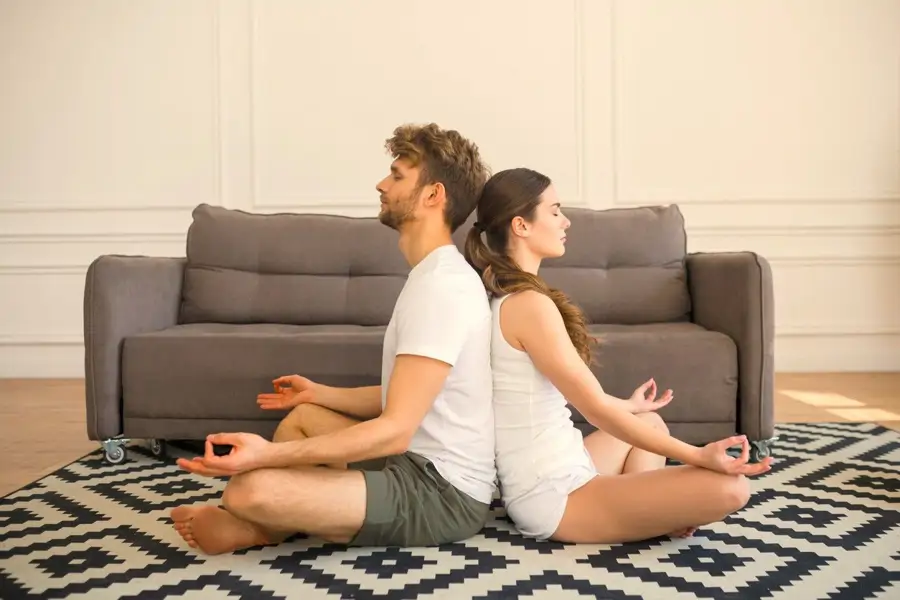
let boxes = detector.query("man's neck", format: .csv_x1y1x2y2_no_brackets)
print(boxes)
397,219,455,267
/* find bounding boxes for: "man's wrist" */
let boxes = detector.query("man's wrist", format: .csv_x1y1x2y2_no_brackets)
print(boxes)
311,382,339,408
262,440,300,469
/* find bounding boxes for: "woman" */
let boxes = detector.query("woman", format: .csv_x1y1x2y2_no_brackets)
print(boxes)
463,168,773,544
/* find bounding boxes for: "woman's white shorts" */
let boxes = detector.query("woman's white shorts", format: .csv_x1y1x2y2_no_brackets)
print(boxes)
503,462,598,540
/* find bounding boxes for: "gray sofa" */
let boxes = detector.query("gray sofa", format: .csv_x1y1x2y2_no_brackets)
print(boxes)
83,203,775,464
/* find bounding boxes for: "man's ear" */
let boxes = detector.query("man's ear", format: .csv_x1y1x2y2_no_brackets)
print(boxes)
423,182,446,208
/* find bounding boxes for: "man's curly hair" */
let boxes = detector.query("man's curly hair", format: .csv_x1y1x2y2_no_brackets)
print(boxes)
385,123,490,232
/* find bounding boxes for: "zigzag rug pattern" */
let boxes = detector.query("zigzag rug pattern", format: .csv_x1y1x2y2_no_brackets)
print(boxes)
1,422,898,599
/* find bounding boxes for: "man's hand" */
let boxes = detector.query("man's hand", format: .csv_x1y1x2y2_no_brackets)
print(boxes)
695,435,774,476
257,374,318,411
627,378,673,414
176,433,274,478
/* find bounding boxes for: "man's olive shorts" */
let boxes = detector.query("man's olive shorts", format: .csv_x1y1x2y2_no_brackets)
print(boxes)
347,452,490,547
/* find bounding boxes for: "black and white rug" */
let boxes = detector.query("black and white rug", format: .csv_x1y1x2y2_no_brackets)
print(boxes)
1,422,898,599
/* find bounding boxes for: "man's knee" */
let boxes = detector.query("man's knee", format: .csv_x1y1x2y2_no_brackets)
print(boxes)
273,403,317,442
222,470,270,518
636,411,669,434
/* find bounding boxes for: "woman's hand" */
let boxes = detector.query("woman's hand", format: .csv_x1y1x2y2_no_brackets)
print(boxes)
176,433,274,477
696,435,774,476
627,378,673,414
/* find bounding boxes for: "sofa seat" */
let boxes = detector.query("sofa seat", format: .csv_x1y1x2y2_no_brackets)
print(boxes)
576,322,739,428
122,323,385,423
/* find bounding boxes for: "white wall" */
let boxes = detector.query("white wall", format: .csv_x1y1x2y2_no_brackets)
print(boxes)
1,0,898,377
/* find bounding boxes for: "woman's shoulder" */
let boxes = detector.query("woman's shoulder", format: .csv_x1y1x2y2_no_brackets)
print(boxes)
495,290,559,321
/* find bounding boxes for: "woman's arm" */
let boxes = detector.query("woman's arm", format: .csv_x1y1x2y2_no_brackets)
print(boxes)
501,291,701,466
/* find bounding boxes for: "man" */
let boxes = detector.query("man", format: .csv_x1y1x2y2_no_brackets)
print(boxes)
170,123,496,555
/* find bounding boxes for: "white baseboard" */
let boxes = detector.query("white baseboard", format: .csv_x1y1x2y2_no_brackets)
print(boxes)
1,334,898,378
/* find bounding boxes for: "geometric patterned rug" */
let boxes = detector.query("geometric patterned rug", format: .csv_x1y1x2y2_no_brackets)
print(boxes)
1,422,898,599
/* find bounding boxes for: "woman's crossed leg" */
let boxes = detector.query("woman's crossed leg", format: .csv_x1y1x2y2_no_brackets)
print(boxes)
552,421,758,544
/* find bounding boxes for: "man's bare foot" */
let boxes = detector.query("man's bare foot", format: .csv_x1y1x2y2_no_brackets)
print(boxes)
669,526,698,538
171,505,273,555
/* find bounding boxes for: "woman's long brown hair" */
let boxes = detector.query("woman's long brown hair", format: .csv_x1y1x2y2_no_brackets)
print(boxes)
463,168,596,364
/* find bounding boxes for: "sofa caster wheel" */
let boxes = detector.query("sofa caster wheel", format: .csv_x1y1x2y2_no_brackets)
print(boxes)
104,445,127,465
149,439,167,459
750,438,774,463
101,438,129,465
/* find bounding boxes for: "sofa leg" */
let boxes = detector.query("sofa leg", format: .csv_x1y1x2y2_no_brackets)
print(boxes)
750,437,776,463
101,437,129,465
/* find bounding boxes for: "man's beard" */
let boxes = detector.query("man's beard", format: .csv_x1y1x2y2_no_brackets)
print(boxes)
378,192,418,230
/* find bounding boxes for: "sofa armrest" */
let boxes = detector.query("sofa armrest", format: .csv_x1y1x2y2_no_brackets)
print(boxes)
83,255,185,441
685,251,775,441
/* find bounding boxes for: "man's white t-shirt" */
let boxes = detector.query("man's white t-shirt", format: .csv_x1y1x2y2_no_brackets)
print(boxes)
381,244,496,504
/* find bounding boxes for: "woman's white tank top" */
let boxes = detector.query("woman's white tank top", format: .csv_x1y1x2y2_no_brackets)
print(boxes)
490,294,594,501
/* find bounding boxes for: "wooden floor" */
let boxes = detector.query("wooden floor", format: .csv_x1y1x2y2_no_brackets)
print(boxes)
1,374,898,497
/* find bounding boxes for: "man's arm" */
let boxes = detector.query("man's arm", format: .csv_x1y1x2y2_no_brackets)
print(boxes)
313,385,383,420
265,273,474,468
267,355,449,467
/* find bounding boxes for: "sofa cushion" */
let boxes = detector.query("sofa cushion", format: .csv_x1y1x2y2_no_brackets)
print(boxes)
566,322,738,424
456,205,691,325
180,204,410,326
122,323,385,421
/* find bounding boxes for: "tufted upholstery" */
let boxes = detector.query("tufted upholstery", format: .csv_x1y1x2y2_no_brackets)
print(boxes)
522,205,691,325
181,203,691,328
180,204,410,326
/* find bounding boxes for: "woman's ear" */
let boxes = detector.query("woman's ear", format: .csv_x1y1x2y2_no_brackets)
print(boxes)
511,215,529,238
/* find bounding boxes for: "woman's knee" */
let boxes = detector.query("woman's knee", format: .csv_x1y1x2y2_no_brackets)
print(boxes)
719,474,751,513
636,411,669,434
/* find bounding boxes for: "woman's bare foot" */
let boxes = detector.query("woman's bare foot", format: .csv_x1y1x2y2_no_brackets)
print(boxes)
668,526,698,538
171,505,273,555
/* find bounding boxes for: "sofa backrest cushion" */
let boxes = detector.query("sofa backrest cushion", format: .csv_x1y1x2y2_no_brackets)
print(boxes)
179,204,410,326
454,204,691,324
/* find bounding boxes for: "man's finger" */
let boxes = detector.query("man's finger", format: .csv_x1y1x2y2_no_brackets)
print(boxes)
207,432,241,446
203,439,216,460
272,375,294,388
176,457,231,477
189,464,231,477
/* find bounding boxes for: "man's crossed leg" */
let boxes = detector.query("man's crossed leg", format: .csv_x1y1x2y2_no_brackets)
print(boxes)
171,405,367,554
